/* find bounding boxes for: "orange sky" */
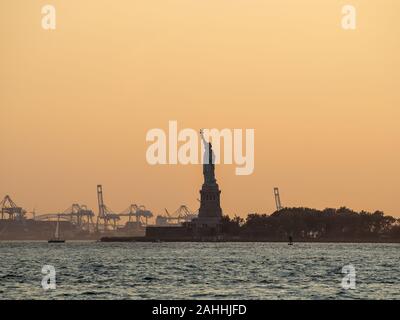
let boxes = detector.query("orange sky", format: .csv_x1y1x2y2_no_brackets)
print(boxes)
0,0,399,219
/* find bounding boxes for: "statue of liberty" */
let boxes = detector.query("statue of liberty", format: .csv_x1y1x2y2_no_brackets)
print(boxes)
196,129,222,223
200,129,217,186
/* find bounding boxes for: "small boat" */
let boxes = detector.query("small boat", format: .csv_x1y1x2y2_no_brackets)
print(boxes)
288,235,293,245
48,215,65,243
48,239,65,243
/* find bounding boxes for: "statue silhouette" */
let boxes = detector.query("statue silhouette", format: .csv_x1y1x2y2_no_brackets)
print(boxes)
200,129,216,186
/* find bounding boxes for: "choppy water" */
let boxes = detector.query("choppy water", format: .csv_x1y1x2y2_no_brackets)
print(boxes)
0,242,399,300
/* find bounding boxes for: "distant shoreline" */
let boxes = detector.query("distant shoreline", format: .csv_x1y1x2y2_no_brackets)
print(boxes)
1,238,399,244
100,236,400,244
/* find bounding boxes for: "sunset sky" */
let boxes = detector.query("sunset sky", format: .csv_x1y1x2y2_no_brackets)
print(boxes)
1,0,399,219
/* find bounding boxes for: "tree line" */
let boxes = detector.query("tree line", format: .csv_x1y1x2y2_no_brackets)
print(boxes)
221,207,400,241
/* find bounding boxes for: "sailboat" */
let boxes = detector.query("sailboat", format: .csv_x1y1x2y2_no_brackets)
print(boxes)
48,215,65,243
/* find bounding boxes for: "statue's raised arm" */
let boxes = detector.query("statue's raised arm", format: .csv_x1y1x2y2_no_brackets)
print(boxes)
200,129,216,186
200,129,207,146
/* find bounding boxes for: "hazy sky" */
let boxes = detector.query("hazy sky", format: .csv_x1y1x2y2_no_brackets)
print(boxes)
1,0,399,219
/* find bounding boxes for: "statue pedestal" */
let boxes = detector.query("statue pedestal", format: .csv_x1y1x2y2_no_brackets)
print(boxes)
198,183,222,220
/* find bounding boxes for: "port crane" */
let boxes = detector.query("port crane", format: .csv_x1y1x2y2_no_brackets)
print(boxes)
274,187,283,211
35,204,95,231
156,205,197,225
96,185,120,231
0,195,26,220
118,204,153,225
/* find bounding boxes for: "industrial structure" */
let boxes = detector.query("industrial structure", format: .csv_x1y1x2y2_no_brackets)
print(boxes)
155,205,197,226
274,187,283,211
95,184,154,232
0,195,26,220
0,185,154,239
35,204,95,231
119,204,153,225
96,185,120,231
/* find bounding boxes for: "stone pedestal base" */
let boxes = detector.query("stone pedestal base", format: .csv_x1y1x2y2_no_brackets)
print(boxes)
198,183,222,219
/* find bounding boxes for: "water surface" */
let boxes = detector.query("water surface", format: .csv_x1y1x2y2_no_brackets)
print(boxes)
0,242,398,299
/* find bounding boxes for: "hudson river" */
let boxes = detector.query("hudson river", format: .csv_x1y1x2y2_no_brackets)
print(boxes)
0,242,399,299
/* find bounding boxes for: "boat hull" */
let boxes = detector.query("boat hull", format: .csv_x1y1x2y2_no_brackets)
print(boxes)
48,239,65,243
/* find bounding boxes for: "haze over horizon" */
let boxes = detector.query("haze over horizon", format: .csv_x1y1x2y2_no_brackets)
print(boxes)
1,0,399,218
